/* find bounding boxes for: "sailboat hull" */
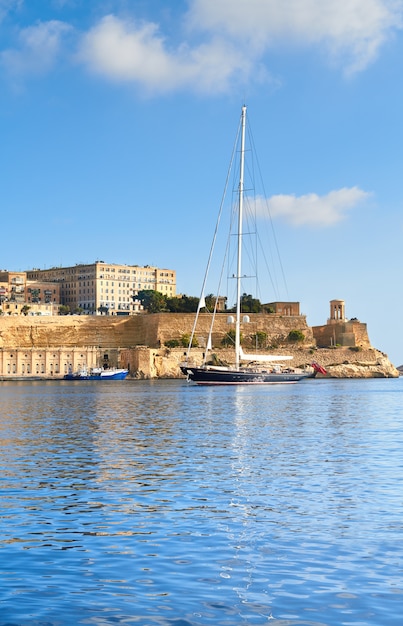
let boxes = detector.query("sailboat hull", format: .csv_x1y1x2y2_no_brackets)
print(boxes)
180,365,314,385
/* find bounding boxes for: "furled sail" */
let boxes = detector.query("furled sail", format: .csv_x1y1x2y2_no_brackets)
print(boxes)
239,347,293,362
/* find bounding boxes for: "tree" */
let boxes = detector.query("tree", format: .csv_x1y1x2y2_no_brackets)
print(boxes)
204,294,217,310
228,293,263,313
136,290,167,313
166,295,199,313
59,305,71,315
165,296,183,312
97,305,109,315
21,305,30,316
241,293,263,313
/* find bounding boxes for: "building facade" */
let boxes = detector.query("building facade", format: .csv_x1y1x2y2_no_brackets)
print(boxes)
266,302,300,316
0,347,99,377
0,271,60,316
26,262,177,315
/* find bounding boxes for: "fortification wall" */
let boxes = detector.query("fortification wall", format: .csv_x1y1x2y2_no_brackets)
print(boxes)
1,312,390,379
0,315,136,348
151,312,314,349
0,313,312,350
312,321,371,349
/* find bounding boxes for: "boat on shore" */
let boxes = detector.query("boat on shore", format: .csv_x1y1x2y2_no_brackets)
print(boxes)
180,106,325,385
64,367,128,381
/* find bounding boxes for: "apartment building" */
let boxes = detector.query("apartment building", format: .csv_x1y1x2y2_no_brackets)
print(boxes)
0,271,60,315
26,261,176,315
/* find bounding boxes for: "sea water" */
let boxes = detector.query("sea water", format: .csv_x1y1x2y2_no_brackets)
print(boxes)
0,378,402,625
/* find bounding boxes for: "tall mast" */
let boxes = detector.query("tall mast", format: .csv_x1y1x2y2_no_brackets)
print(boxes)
235,105,246,369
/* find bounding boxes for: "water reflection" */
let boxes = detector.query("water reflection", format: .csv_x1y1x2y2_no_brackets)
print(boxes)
0,379,402,625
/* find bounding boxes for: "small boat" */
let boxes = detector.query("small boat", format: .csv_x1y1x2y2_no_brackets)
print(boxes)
64,367,128,381
180,106,325,385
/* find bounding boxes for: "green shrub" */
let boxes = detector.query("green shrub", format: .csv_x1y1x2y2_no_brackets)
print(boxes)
287,329,305,343
181,334,199,348
251,331,267,348
221,329,242,347
164,339,180,348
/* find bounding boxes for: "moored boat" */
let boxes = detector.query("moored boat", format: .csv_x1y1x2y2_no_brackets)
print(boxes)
180,363,318,385
180,106,325,385
64,367,128,380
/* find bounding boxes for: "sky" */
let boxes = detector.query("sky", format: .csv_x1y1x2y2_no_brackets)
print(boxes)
1,0,403,366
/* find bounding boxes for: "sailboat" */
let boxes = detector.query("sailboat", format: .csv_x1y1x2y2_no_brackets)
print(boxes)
180,106,325,385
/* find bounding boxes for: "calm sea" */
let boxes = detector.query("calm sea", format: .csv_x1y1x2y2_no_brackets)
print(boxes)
0,378,402,626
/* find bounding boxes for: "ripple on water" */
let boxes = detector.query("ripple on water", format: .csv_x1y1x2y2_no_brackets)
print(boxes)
0,378,402,625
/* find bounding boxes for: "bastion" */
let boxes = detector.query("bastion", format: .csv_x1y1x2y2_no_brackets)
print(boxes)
0,302,399,379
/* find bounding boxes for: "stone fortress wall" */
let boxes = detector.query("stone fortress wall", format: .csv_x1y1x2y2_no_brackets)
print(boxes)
0,311,313,377
0,301,398,379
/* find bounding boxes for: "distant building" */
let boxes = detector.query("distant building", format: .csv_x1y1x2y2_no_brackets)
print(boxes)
312,299,371,349
265,301,300,315
0,271,60,316
26,261,177,315
0,271,26,306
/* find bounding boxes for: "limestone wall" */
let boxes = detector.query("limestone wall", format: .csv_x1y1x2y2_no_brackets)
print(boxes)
0,346,99,378
0,312,396,379
150,312,314,349
0,316,134,378
120,346,399,379
0,312,313,350
312,321,371,349
0,315,135,348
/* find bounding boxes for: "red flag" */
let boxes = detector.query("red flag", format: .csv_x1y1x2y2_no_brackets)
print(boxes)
311,361,327,375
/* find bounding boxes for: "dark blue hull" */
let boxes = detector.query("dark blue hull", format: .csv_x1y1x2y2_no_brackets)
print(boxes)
180,365,314,385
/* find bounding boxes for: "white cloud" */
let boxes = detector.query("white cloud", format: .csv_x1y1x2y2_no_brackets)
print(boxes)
261,187,371,227
76,0,403,92
77,14,254,94
2,0,402,89
188,0,403,75
0,20,72,76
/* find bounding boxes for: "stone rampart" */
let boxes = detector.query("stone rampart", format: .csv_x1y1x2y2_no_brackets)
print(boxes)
0,313,397,379
312,321,371,349
0,315,135,348
151,312,314,349
0,313,313,350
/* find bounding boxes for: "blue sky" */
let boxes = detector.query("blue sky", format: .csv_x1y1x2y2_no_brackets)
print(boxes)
1,0,403,365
